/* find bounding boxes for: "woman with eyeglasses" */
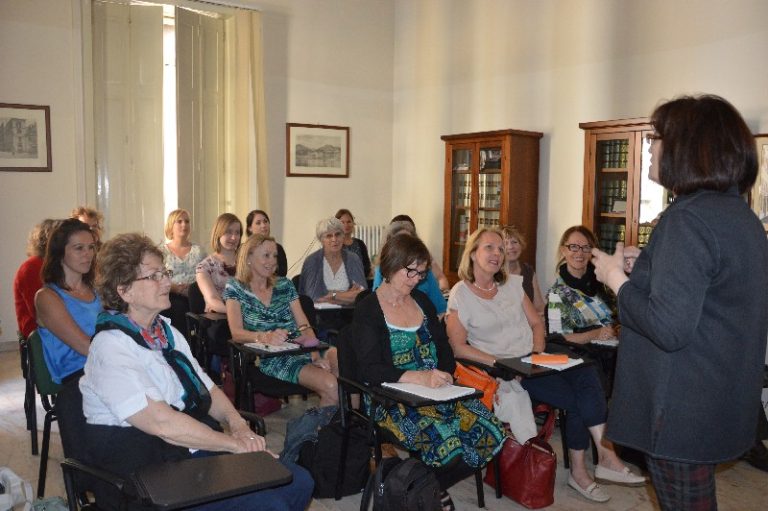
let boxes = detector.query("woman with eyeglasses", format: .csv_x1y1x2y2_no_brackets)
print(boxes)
34,218,102,384
76,233,313,509
354,233,505,510
591,95,768,510
372,220,447,317
298,217,367,304
547,225,617,344
446,227,644,503
501,225,545,315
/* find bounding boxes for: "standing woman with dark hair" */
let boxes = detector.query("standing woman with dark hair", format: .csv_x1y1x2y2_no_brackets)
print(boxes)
246,209,288,276
335,208,371,278
592,95,768,510
34,218,101,383
195,213,242,313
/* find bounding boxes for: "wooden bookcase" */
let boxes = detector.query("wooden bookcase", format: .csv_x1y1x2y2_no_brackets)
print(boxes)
441,129,542,285
580,118,671,252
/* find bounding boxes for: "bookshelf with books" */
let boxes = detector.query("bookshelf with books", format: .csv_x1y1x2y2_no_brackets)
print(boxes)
442,129,542,285
580,118,670,252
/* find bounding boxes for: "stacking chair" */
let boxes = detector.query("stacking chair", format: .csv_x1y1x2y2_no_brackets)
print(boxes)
55,378,290,510
26,330,61,498
335,323,488,507
19,331,38,455
184,281,229,373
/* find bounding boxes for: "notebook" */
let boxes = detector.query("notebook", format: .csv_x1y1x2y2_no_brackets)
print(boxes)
244,341,300,353
381,382,476,401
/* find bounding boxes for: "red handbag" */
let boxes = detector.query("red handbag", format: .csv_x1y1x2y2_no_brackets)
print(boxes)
484,404,557,509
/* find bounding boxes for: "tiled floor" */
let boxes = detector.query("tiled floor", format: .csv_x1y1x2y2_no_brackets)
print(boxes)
1,349,766,510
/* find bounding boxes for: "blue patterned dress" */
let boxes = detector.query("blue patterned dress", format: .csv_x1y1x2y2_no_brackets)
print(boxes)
222,277,312,383
374,316,505,468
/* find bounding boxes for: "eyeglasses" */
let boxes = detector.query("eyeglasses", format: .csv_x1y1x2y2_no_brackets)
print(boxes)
404,266,428,280
564,244,593,253
135,269,173,282
645,132,662,142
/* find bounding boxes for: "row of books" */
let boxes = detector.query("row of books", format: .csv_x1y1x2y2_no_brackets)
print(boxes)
599,139,629,168
455,210,502,242
600,178,628,213
598,223,625,253
453,174,503,208
637,224,654,247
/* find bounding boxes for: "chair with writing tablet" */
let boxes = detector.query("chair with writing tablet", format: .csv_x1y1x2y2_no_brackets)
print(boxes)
335,323,489,507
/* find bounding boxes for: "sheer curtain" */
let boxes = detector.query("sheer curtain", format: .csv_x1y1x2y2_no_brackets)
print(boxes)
90,0,267,242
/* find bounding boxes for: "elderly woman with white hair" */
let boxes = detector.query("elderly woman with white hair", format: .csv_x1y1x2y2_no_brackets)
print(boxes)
298,217,367,304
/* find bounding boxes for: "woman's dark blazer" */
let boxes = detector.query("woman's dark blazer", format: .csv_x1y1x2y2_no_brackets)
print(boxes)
351,289,455,386
607,189,768,463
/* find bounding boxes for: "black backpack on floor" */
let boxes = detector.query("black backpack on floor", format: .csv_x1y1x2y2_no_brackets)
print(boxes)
297,419,371,498
362,457,442,511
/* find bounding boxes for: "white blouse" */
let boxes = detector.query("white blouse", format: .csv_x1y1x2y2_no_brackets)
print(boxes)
447,276,533,358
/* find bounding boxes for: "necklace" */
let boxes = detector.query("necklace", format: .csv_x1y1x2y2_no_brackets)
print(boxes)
471,280,497,292
379,285,405,308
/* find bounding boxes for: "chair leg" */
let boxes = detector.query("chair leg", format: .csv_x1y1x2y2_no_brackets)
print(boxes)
474,468,485,508
560,410,570,469
27,378,38,455
493,457,502,498
37,410,54,498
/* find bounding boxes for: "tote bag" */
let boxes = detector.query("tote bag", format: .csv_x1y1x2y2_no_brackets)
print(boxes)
484,404,557,509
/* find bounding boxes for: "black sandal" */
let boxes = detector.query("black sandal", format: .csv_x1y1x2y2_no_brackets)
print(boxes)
439,490,456,511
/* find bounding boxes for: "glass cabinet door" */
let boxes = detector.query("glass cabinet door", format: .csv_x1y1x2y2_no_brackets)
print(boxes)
593,136,630,253
635,131,671,247
449,147,472,273
478,144,502,230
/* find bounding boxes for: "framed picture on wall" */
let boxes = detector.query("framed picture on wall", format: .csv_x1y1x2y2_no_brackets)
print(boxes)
0,103,52,172
750,134,768,228
286,123,349,177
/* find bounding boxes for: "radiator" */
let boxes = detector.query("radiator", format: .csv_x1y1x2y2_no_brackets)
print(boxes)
356,224,387,259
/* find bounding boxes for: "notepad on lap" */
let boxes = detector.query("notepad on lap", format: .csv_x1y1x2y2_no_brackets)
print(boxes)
244,341,300,352
381,382,476,401
314,302,342,310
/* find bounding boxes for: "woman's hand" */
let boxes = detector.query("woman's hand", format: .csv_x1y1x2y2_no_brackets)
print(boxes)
312,357,331,371
262,329,289,344
622,245,642,274
420,369,453,388
230,427,267,453
592,243,630,294
596,325,617,340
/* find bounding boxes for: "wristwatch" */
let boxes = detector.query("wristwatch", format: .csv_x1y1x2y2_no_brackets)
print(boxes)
332,291,337,300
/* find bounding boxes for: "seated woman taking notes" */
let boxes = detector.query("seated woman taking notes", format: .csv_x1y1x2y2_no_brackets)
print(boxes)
445,227,644,504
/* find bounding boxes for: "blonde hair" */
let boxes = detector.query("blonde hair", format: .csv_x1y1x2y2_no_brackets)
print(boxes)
209,213,242,253
164,209,190,240
71,206,103,225
501,225,527,251
457,227,507,285
235,234,277,287
26,218,61,257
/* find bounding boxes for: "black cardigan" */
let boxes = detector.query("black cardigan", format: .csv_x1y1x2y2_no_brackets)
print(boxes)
351,289,455,386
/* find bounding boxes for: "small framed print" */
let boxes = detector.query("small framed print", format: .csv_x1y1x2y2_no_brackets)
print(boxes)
0,103,52,172
750,134,768,228
286,123,349,178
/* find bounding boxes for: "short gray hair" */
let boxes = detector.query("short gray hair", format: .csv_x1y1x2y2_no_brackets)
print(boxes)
316,217,344,241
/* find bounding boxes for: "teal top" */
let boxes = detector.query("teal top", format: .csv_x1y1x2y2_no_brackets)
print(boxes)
39,283,102,383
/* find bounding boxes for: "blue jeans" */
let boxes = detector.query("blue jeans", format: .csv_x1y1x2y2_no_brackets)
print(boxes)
189,454,314,511
521,365,606,450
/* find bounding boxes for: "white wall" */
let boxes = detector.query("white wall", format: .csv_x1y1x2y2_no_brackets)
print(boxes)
0,0,85,345
2,0,768,343
392,0,768,287
255,0,395,273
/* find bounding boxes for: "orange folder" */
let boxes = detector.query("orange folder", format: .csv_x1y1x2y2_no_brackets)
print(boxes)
531,353,570,365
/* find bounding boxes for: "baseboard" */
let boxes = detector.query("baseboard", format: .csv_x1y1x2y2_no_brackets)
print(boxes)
0,340,18,352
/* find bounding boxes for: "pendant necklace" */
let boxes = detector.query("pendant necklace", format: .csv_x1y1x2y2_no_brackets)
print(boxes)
471,280,497,292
